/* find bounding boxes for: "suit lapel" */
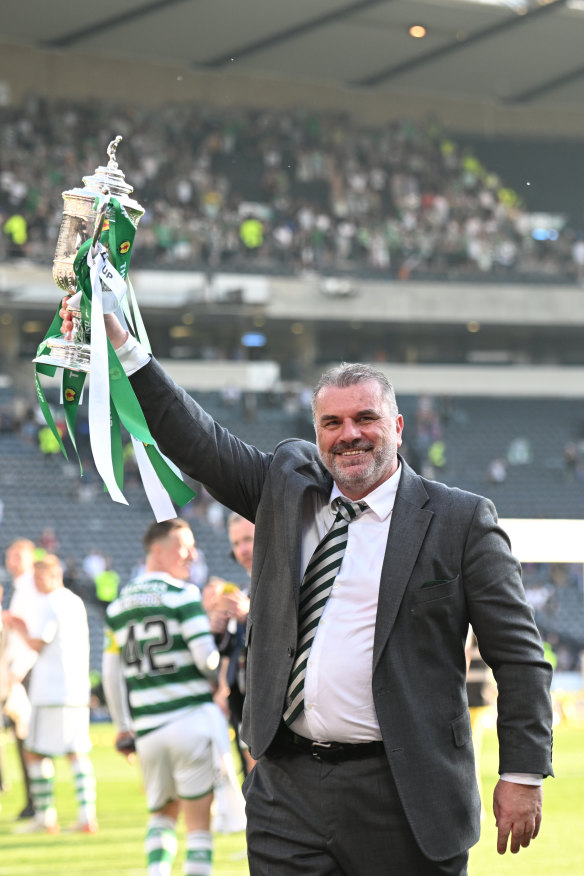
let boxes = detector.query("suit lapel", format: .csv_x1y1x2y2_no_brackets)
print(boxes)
373,463,433,671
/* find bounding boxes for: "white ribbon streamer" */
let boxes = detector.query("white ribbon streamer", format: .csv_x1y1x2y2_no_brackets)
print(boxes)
126,278,151,351
87,244,128,506
98,251,128,314
85,242,182,518
206,703,247,834
130,435,177,522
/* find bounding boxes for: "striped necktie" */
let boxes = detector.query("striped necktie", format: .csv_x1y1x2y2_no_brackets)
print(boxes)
283,498,369,726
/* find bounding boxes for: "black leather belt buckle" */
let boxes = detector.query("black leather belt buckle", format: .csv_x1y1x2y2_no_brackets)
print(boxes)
310,741,338,762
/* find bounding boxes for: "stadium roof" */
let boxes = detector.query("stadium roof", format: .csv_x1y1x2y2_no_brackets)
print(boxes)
3,0,584,112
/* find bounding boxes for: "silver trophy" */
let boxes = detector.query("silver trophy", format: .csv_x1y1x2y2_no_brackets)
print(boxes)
34,135,144,372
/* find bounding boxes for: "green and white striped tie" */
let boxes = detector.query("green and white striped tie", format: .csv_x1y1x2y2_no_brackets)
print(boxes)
283,498,369,726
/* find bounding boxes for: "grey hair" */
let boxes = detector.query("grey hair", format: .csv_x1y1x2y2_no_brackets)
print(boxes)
311,362,399,418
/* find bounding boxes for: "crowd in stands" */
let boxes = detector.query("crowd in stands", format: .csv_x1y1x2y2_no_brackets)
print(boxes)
1,94,582,282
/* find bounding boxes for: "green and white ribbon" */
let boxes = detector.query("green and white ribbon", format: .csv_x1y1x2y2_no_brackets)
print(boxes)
86,241,127,506
34,197,196,521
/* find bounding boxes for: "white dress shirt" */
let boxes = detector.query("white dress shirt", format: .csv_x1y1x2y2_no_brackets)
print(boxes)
290,467,401,743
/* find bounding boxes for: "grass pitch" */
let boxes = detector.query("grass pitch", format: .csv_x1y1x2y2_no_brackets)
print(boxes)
469,721,584,876
0,721,582,875
0,723,248,876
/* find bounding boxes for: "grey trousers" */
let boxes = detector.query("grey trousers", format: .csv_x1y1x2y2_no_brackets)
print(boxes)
243,749,468,876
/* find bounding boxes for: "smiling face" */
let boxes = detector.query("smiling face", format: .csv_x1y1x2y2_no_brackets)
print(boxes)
314,379,403,500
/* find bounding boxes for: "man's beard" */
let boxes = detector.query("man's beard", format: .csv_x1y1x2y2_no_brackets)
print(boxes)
319,438,394,495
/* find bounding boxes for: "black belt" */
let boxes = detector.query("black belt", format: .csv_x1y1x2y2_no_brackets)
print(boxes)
271,724,385,763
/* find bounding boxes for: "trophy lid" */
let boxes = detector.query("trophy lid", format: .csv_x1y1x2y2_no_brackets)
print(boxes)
63,135,144,217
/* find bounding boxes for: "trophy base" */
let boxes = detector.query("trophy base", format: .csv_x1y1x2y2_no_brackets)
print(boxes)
33,336,91,373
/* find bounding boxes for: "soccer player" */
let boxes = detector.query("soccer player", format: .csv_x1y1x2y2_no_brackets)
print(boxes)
1,537,43,820
3,554,97,834
102,519,224,876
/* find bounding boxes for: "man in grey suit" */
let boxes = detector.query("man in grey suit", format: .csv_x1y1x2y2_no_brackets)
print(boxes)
63,305,553,875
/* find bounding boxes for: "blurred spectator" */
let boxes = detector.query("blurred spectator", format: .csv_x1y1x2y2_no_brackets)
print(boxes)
94,561,120,613
427,439,446,471
507,436,532,465
206,500,225,530
82,547,107,583
37,426,60,457
38,528,59,556
487,457,507,485
524,580,554,614
563,441,583,481
189,543,209,589
2,213,28,257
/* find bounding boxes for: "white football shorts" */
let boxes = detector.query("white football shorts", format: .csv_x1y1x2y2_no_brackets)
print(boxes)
26,705,92,756
136,705,217,812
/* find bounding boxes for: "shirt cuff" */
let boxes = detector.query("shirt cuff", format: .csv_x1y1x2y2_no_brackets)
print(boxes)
500,772,543,786
116,334,151,375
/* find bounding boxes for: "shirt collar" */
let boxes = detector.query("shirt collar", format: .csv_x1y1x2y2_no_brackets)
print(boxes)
135,571,186,589
329,462,402,521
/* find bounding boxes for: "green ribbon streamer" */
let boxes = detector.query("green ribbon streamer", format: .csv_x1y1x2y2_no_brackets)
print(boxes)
34,306,71,459
110,401,124,494
105,196,136,280
62,368,87,474
143,444,196,507
34,364,68,459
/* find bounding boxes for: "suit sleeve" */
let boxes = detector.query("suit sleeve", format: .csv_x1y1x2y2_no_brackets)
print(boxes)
462,497,554,778
130,358,271,521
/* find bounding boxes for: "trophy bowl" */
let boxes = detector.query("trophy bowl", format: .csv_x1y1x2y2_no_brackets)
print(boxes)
34,135,144,372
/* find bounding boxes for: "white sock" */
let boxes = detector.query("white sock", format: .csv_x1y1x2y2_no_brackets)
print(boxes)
70,754,97,825
184,830,213,876
145,814,178,876
28,758,57,827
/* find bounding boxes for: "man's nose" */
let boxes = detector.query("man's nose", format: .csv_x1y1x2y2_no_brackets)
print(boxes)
338,418,361,441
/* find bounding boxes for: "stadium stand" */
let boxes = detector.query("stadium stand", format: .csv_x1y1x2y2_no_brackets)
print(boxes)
0,96,580,283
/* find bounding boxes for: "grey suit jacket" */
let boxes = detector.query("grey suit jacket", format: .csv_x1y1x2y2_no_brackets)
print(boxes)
131,359,554,860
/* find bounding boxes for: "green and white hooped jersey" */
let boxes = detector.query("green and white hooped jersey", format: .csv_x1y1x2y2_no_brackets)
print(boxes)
104,574,216,736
